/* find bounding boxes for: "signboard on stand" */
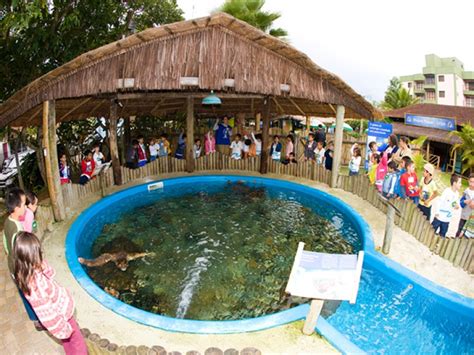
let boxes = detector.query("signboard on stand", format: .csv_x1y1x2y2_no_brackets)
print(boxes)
365,121,392,169
286,242,364,335
405,113,456,131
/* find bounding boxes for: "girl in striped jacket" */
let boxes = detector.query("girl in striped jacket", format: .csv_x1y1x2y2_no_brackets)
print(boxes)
13,232,87,354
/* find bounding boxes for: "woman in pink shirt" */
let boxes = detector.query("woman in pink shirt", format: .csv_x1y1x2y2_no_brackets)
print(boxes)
14,232,87,354
21,191,38,233
285,135,294,160
375,152,388,192
205,130,216,155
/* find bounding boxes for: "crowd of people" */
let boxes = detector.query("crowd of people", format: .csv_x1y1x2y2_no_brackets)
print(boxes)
56,118,473,239
3,188,87,354
364,133,474,238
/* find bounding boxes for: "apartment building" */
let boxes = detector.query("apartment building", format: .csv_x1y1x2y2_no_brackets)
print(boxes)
400,54,474,107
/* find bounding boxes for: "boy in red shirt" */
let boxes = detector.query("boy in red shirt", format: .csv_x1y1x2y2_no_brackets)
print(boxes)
79,150,95,185
400,161,420,205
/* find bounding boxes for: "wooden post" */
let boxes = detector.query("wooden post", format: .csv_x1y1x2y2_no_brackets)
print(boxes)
382,204,396,254
186,96,195,173
109,101,122,185
331,105,345,188
13,133,24,190
451,148,457,173
42,100,65,221
305,115,311,136
302,299,324,335
260,97,271,174
255,113,261,132
426,140,430,162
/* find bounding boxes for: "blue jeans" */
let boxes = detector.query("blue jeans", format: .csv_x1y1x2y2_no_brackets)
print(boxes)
432,218,449,237
349,170,359,176
409,196,419,205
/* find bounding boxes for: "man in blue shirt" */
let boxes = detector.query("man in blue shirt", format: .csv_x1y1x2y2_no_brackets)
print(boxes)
213,116,232,155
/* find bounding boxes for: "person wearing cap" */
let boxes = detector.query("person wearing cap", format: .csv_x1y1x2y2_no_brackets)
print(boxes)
418,163,440,219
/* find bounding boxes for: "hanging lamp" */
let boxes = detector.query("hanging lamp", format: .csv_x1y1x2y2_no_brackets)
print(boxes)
202,90,222,106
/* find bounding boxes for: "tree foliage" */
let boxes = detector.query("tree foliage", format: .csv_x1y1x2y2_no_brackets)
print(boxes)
380,77,419,110
0,0,184,102
451,123,474,173
216,0,287,38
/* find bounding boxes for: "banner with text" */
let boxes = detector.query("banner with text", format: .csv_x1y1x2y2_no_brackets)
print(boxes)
365,121,392,170
405,114,456,131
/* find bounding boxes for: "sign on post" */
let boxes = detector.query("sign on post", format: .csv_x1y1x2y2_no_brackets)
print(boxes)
365,121,392,169
405,113,456,131
286,242,364,335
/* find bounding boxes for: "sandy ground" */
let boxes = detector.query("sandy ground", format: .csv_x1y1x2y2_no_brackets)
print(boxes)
13,171,474,354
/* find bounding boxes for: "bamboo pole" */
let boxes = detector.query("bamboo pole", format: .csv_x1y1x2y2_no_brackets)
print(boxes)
260,97,271,174
186,96,194,173
109,101,122,185
42,100,65,221
331,105,345,188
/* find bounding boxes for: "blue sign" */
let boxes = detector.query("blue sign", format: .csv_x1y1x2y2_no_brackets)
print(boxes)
405,114,456,131
365,121,392,170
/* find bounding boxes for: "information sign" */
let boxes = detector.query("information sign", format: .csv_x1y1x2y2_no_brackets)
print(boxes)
405,113,456,131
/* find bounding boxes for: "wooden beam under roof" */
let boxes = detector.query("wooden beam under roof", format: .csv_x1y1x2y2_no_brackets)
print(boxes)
58,97,92,121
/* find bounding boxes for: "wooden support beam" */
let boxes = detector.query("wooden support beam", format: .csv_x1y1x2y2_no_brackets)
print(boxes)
109,100,123,185
328,104,337,115
272,97,285,115
58,97,92,121
42,100,65,221
305,116,311,136
186,96,195,173
331,105,345,188
288,97,306,116
260,97,271,174
150,98,166,116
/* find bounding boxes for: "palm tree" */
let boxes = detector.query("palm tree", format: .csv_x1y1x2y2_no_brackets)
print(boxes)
380,77,419,110
216,0,288,38
451,123,474,173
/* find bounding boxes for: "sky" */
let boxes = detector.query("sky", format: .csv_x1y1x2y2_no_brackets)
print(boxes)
176,0,474,102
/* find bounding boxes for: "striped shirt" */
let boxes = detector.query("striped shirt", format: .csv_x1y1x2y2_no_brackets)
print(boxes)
24,261,75,339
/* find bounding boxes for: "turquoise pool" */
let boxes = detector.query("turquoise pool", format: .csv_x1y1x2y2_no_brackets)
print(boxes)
66,175,474,353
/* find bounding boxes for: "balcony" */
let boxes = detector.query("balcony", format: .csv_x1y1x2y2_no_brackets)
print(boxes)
464,90,474,96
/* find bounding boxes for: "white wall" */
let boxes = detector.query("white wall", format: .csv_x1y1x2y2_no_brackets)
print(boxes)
401,81,414,95
437,74,455,105
455,75,465,106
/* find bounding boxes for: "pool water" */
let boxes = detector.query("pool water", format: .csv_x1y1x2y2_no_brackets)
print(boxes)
85,181,356,320
327,265,474,354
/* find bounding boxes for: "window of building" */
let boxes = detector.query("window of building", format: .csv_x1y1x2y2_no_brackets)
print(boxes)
408,82,412,88
425,90,436,100
425,75,435,85
438,75,445,82
466,96,474,107
439,91,445,98
466,81,474,91
415,81,424,90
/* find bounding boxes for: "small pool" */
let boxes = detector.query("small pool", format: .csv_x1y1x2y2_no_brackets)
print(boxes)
66,175,474,353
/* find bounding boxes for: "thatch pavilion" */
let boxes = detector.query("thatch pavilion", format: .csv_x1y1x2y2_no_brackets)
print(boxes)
0,13,381,221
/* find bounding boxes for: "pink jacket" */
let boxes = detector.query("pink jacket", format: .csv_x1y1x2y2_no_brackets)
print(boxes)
205,132,216,155
375,152,388,192
24,261,75,339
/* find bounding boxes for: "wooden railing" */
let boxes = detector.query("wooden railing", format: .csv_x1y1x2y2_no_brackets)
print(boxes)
35,153,473,274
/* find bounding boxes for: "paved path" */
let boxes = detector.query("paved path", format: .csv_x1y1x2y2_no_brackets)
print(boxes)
0,251,62,354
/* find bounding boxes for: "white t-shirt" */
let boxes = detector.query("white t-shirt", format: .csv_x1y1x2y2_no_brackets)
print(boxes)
243,144,250,153
434,188,460,223
149,143,160,157
349,156,362,172
230,141,243,159
93,151,104,168
314,147,325,164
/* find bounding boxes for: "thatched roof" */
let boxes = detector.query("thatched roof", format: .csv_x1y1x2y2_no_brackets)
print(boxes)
0,12,382,127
